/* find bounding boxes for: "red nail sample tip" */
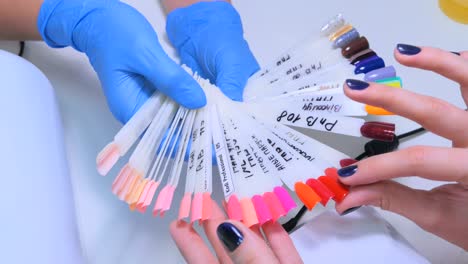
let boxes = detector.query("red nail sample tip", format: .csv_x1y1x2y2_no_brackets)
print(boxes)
340,158,358,168
361,121,395,142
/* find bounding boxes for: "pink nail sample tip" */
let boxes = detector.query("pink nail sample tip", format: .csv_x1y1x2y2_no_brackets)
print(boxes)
227,195,243,221
153,185,170,216
252,195,273,225
274,186,297,213
178,193,192,220
191,193,203,223
143,181,159,207
263,192,286,221
163,186,176,212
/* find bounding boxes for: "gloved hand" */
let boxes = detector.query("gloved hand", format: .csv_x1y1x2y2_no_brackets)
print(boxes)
38,0,206,123
166,1,259,102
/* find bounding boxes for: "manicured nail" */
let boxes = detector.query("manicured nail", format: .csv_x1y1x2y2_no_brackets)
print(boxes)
340,158,358,168
217,222,244,252
354,56,385,74
345,79,369,90
337,165,358,177
341,206,361,216
361,121,395,142
397,44,421,55
451,51,461,56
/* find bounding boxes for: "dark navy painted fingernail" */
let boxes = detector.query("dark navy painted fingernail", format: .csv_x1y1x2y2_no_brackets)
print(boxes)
345,79,369,90
217,222,244,252
397,44,421,55
337,165,358,177
341,206,361,216
451,51,461,56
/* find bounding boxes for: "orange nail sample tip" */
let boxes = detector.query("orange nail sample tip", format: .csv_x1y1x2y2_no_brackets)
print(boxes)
294,182,321,210
306,178,335,206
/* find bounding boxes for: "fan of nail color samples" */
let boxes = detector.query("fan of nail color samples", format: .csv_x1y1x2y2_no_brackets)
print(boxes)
96,14,403,227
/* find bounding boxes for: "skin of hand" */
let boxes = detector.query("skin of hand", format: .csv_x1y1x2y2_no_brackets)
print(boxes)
338,46,468,250
166,1,260,102
170,200,303,264
38,0,207,124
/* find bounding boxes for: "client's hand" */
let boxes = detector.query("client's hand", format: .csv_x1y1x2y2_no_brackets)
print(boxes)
170,201,303,263
338,45,468,250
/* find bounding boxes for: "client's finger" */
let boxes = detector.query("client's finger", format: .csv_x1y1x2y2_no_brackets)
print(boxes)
217,221,279,264
338,146,468,186
335,180,442,232
170,220,217,263
394,45,468,86
202,200,232,263
262,221,303,263
344,80,468,146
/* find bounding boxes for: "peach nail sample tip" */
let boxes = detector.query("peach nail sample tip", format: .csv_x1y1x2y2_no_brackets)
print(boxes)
178,193,192,220
240,198,259,227
202,192,212,221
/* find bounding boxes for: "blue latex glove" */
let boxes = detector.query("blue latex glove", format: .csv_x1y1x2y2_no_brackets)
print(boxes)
166,1,259,102
38,0,206,123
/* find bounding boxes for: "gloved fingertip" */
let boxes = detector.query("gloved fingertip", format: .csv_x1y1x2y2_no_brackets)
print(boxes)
218,83,244,102
178,88,207,109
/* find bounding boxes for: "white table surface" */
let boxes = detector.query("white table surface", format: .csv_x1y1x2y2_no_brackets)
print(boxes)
1,0,468,263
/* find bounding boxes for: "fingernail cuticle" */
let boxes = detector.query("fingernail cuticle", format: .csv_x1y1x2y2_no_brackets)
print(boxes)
397,44,421,55
217,222,244,252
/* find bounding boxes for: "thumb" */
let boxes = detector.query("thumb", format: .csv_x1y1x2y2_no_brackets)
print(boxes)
140,47,207,109
216,221,279,264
